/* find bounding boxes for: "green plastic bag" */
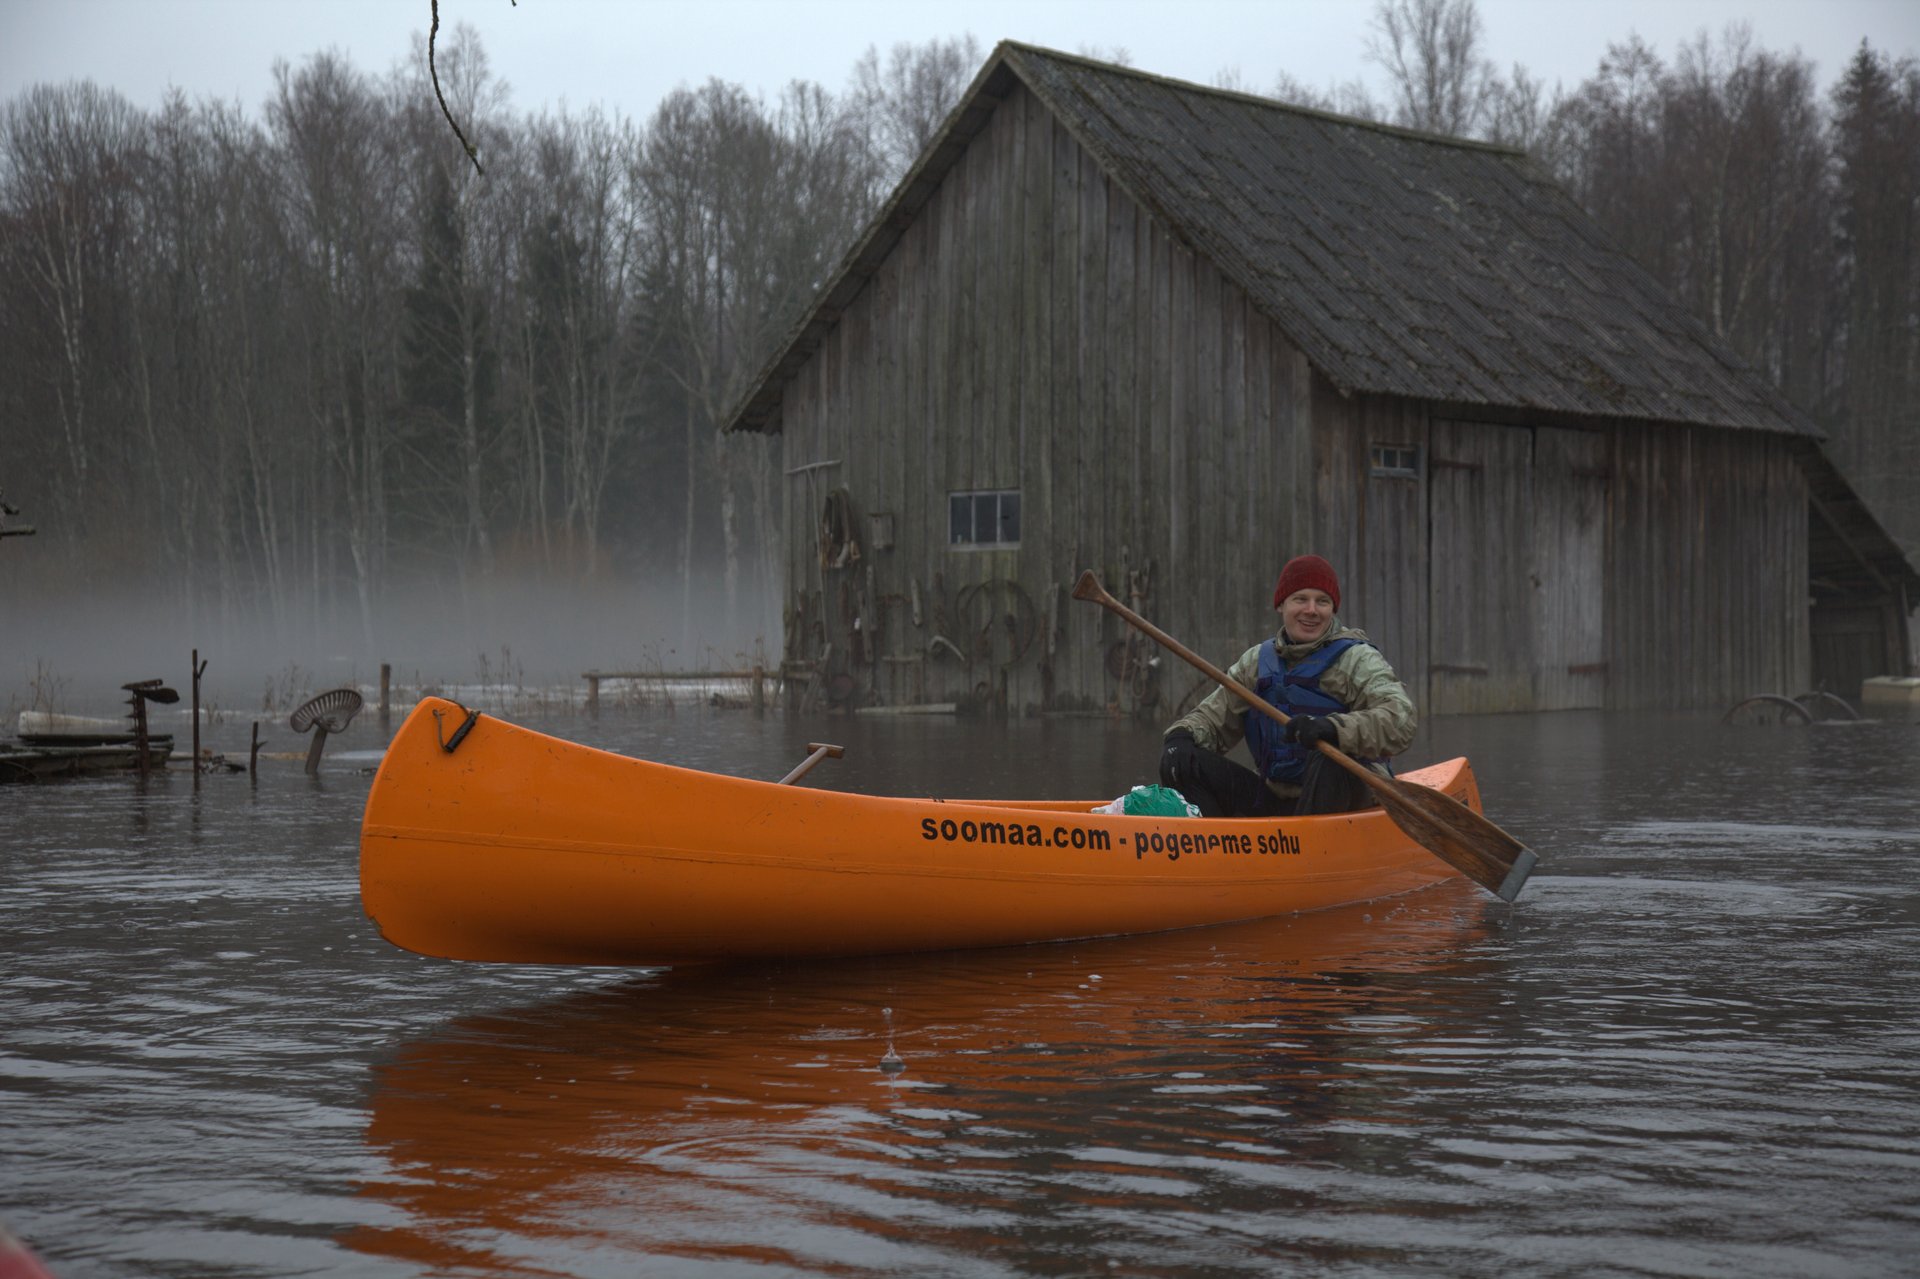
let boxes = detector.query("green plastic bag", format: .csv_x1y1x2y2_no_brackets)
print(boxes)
1120,784,1200,818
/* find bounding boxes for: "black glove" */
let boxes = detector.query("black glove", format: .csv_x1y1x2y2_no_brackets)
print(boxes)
1160,730,1202,789
1283,715,1341,751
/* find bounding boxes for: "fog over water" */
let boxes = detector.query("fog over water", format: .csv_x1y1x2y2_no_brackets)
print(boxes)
2,574,777,720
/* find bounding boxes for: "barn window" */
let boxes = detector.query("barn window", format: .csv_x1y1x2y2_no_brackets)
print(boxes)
949,490,1021,548
1370,444,1420,477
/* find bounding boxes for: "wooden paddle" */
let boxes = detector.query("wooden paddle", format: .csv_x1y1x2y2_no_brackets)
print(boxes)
1072,571,1537,902
779,742,844,786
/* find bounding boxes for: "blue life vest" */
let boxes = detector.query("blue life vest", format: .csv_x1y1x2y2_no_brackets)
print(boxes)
1244,637,1390,783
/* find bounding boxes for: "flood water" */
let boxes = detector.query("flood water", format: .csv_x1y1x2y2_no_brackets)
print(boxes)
4,704,1919,1277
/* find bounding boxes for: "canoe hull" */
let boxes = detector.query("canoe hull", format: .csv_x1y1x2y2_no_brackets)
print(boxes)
358,698,1480,965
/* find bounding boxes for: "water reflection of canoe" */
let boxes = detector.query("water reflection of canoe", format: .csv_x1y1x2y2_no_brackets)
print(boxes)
346,889,1497,1275
359,697,1486,965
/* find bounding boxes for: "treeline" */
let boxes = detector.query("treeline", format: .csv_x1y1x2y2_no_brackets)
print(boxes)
1274,1,1920,565
0,28,980,649
3,4,1916,659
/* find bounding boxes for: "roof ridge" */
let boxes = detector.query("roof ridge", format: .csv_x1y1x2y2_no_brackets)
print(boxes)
994,39,1529,158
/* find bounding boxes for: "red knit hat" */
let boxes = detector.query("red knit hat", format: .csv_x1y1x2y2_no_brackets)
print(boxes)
1272,554,1340,612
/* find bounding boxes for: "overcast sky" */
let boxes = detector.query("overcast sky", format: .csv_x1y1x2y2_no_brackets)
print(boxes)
3,0,1917,125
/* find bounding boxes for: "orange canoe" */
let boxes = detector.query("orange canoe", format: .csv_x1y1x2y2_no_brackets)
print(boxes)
358,697,1480,966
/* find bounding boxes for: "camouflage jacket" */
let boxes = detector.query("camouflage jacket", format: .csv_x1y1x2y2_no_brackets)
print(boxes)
1164,622,1416,795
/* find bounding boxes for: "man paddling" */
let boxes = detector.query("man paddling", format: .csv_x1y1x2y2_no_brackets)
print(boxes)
1157,555,1415,818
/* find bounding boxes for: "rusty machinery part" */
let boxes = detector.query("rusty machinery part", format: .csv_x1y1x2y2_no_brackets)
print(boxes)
291,688,365,735
782,598,805,663
1793,690,1861,722
1720,694,1812,727
929,571,951,638
818,487,862,570
953,578,1039,669
785,590,828,664
1104,636,1159,710
837,578,886,665
122,679,180,705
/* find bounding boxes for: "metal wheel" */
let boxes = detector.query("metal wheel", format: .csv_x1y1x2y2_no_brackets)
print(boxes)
1721,694,1812,727
1793,691,1861,722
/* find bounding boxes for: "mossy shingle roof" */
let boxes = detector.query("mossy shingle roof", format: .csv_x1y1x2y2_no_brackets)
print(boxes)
728,42,1817,438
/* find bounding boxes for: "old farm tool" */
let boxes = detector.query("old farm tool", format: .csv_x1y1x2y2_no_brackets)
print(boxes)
291,688,364,775
123,679,179,778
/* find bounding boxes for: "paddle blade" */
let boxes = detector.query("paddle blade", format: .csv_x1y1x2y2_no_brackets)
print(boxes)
1372,777,1538,901
1071,570,1108,603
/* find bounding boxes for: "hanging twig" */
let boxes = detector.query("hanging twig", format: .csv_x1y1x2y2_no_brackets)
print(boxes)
429,0,486,176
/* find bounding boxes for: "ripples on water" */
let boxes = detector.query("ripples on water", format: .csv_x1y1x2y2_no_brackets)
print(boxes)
3,710,1918,1277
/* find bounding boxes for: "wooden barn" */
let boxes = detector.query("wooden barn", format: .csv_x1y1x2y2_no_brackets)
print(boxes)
726,43,1918,716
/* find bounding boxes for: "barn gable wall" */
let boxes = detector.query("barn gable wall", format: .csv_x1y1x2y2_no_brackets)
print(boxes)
778,83,1314,714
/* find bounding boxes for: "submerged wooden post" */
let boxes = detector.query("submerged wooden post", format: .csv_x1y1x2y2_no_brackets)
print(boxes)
131,695,150,779
190,650,209,786
752,665,765,714
586,673,601,719
249,721,260,776
379,663,391,723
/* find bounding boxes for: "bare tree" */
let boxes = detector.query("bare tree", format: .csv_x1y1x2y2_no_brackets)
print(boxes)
638,77,880,648
396,22,512,580
1367,0,1495,136
0,83,145,536
267,51,408,644
848,35,982,190
1483,64,1573,162
1269,70,1386,120
507,104,644,577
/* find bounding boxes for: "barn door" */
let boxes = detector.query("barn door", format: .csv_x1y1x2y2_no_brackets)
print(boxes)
1530,428,1607,710
1427,421,1535,713
1427,421,1607,714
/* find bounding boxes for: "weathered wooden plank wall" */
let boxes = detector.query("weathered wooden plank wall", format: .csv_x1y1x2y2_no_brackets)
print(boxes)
1607,423,1807,709
1309,382,1429,700
1426,419,1539,713
1529,427,1609,711
778,83,1311,714
1303,402,1804,715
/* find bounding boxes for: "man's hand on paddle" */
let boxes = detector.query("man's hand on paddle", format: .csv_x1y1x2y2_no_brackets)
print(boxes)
1282,715,1341,752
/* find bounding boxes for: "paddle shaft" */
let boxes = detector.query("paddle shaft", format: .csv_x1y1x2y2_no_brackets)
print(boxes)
1071,571,1536,900
1073,574,1376,784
